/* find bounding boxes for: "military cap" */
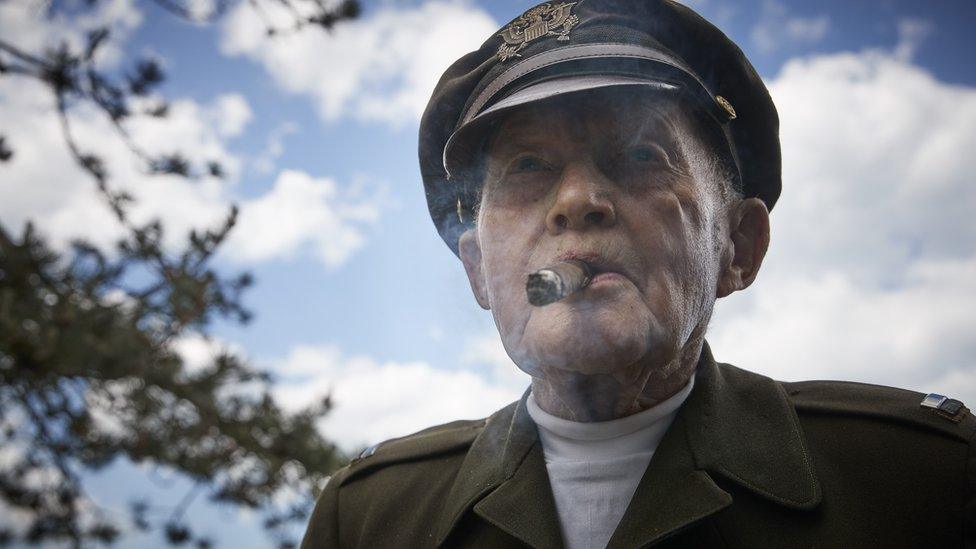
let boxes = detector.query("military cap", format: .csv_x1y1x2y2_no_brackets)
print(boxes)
419,0,781,255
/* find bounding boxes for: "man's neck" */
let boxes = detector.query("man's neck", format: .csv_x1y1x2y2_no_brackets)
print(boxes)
530,337,703,422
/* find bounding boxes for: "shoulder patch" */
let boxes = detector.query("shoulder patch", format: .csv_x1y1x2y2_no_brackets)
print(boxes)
784,379,975,443
919,393,969,423
339,419,485,486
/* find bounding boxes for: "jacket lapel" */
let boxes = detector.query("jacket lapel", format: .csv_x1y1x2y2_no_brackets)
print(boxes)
473,442,563,549
434,390,563,548
606,411,732,548
609,342,822,548
683,343,822,510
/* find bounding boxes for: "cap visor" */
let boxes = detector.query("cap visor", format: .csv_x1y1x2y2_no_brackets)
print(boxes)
443,75,681,180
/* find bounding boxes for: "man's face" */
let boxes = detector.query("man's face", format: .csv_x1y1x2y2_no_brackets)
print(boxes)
459,89,749,379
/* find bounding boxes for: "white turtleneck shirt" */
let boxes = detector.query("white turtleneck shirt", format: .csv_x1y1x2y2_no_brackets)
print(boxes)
525,374,695,549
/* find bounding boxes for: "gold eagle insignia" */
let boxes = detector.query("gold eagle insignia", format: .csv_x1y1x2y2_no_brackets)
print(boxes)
496,2,580,62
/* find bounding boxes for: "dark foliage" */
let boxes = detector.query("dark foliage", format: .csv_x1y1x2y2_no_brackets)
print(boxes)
0,136,13,162
0,0,360,546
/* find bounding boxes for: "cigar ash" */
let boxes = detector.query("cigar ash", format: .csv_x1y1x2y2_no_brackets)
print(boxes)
526,260,595,306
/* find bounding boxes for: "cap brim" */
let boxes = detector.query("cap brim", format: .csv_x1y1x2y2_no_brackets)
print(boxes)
444,75,686,180
484,75,679,122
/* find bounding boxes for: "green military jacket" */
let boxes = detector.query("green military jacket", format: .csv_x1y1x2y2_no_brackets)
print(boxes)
301,344,976,548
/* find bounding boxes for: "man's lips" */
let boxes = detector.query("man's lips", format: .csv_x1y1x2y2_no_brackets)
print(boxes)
551,252,631,283
589,271,626,285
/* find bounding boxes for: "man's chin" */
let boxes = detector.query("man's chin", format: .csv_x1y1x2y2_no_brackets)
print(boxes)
500,296,670,375
514,326,654,377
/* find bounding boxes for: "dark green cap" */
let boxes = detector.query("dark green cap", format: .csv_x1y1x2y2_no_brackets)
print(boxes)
419,0,781,255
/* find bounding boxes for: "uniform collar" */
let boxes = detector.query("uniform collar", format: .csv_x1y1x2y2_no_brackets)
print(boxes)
434,387,563,547
682,343,822,510
434,342,822,548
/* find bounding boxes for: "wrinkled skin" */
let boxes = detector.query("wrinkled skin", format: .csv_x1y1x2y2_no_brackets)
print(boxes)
458,89,770,421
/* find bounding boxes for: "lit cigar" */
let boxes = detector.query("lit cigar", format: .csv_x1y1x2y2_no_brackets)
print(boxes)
526,259,595,306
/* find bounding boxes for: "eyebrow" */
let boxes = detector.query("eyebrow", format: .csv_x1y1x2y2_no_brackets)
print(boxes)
486,135,549,162
611,100,684,138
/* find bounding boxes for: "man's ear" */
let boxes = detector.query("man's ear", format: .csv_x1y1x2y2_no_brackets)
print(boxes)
458,229,490,310
716,198,770,298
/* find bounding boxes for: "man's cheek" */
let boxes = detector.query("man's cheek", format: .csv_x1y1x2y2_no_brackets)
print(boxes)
484,258,529,314
637,260,690,321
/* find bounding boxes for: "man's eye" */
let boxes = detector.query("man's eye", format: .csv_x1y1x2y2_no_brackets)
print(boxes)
511,155,549,172
626,145,669,164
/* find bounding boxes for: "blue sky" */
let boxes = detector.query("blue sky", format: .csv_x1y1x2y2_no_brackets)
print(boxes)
2,0,975,545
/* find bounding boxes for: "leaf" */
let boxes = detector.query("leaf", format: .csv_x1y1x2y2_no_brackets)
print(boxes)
84,28,110,60
0,135,13,162
206,161,224,178
150,154,190,177
78,153,107,180
128,59,165,96
164,522,191,544
146,102,170,117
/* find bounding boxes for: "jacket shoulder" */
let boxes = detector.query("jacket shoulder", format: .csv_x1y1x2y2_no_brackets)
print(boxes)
333,418,486,487
782,378,975,443
301,418,490,548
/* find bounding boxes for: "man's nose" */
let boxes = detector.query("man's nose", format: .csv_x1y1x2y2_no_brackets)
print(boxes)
545,161,617,233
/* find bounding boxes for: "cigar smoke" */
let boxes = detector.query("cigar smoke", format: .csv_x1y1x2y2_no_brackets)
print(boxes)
526,260,595,306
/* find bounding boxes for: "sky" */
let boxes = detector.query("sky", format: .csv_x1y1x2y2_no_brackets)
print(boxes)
1,0,975,545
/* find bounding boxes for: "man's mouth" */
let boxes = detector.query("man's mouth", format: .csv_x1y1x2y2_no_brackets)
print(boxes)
554,252,629,281
525,252,630,306
589,271,626,285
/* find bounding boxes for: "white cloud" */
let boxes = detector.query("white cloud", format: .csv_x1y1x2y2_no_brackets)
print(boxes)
271,343,528,452
461,332,532,390
894,18,934,62
219,0,498,126
709,42,976,407
0,0,143,68
185,0,218,22
711,260,976,397
209,93,253,138
761,49,976,280
172,332,245,373
0,14,383,269
926,367,976,402
224,170,382,267
751,0,829,54
784,16,829,43
252,121,299,175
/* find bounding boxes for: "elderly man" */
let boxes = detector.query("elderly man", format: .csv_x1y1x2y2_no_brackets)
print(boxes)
302,1,974,547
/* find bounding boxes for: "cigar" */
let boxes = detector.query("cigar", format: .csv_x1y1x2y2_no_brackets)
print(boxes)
526,260,595,306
